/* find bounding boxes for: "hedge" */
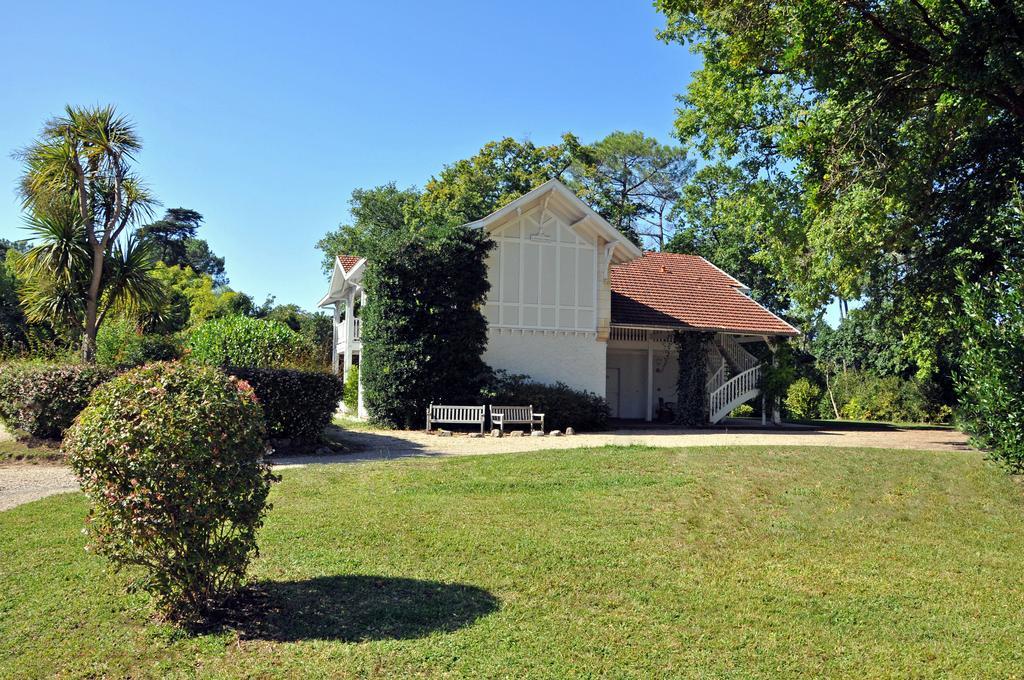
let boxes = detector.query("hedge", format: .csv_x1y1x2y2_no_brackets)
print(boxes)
0,361,113,440
186,316,314,369
483,371,609,432
228,366,343,445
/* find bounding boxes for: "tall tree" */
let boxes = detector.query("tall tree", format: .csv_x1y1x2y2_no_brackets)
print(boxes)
665,163,795,314
572,131,693,249
13,204,164,346
656,0,1024,377
139,208,227,285
17,105,160,361
315,183,422,274
420,136,576,224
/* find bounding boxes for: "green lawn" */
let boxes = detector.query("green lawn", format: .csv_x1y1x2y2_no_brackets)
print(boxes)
2,445,1024,678
0,438,61,463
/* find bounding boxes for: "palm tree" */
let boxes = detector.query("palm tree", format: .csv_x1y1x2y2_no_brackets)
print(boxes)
13,204,165,343
16,105,161,361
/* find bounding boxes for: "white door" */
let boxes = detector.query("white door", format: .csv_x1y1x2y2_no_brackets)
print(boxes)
605,368,620,418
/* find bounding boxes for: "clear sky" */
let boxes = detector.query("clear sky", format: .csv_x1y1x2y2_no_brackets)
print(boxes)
0,0,698,312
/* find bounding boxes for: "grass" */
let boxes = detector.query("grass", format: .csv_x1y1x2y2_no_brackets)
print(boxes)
0,437,62,463
3,445,1024,677
332,413,386,432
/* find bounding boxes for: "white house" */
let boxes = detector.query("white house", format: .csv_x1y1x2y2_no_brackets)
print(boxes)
319,180,798,424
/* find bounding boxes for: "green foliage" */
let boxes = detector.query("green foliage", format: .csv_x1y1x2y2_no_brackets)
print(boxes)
674,332,712,426
760,343,798,407
13,207,164,337
784,378,821,420
421,137,576,225
361,226,493,429
16,105,160,362
138,208,227,286
0,361,113,440
955,270,1024,471
666,163,793,314
572,130,692,249
264,304,333,370
482,371,609,432
95,317,181,368
228,366,343,444
315,184,422,272
144,263,256,334
656,0,1024,397
186,316,314,369
64,362,276,623
823,371,940,424
342,366,359,414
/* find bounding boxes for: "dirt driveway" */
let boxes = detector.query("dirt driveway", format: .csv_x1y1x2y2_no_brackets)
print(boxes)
2,423,973,509
273,422,973,466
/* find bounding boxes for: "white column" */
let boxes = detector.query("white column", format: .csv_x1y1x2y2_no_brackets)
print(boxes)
343,293,354,376
646,334,654,422
333,303,342,374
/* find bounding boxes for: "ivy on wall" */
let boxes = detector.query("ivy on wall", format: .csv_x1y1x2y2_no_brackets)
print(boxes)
674,331,714,427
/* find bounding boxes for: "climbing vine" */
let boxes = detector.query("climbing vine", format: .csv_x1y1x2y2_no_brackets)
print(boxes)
674,331,714,427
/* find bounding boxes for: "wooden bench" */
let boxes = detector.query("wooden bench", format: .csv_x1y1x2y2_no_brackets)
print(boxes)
425,404,487,433
489,405,545,434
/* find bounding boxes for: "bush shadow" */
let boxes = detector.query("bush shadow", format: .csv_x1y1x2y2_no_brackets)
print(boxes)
226,574,498,642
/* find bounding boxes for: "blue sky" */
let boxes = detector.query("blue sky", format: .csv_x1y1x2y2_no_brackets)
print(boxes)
0,1,696,311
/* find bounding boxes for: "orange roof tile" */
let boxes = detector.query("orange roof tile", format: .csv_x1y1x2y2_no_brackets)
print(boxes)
610,253,798,336
338,255,362,273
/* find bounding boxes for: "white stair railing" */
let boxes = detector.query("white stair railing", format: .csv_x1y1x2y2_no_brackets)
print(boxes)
706,358,727,394
709,364,762,423
717,335,759,373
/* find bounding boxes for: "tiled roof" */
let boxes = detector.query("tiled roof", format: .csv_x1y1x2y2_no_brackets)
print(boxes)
610,253,798,336
338,255,363,273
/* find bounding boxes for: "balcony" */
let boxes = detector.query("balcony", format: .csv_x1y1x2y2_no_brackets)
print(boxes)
336,317,362,352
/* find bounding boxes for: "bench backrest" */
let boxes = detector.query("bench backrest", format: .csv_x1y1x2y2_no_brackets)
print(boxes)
427,404,485,423
490,405,534,421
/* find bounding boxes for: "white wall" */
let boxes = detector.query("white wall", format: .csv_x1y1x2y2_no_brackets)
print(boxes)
484,206,598,332
485,329,606,396
607,342,681,420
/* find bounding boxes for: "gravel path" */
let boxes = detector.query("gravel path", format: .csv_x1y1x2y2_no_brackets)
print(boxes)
0,464,79,511
1,424,973,508
272,423,973,467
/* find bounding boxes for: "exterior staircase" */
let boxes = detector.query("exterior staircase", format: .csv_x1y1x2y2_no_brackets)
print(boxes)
708,335,763,424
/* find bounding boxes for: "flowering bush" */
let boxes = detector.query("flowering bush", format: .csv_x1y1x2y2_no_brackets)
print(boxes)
186,315,314,369
0,361,113,440
228,366,343,445
64,361,277,624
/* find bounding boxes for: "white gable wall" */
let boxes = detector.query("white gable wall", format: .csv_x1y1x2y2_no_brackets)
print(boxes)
482,206,606,396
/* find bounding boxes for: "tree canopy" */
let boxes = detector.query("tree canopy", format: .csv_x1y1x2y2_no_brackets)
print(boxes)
139,208,227,286
656,0,1024,375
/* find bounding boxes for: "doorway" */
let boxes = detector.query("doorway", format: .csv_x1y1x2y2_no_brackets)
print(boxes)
605,368,620,418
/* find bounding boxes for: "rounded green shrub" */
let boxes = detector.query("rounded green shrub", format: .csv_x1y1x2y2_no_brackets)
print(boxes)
228,366,343,445
64,361,277,624
186,315,313,369
0,361,113,440
784,378,822,420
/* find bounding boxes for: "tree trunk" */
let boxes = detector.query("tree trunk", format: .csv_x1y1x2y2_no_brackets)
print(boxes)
81,243,105,363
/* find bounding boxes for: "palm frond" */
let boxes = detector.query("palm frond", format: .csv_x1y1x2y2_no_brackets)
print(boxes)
15,207,91,285
101,234,166,320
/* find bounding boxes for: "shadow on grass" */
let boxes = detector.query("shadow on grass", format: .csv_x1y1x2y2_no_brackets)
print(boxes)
225,575,499,642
